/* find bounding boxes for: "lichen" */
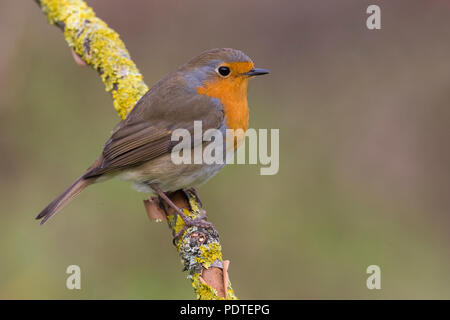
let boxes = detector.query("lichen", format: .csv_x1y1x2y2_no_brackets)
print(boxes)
195,242,223,269
191,273,221,300
172,191,237,299
38,0,148,119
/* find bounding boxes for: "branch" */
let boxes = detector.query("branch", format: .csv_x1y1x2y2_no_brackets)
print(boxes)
145,190,237,299
35,0,236,300
34,0,148,119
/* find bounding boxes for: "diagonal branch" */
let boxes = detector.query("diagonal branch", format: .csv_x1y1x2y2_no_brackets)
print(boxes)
34,0,236,300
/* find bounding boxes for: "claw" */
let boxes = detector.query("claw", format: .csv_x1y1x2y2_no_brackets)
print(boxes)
172,214,217,243
148,184,218,244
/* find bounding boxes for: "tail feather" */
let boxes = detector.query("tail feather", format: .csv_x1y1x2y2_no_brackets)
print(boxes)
36,176,92,225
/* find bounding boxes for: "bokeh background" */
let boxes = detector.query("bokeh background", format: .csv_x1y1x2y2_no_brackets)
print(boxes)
1,0,450,299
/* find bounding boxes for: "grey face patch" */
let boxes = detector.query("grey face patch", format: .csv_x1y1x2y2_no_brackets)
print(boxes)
182,59,221,92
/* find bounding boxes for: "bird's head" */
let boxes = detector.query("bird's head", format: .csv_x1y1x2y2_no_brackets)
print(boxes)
182,48,269,101
176,48,268,134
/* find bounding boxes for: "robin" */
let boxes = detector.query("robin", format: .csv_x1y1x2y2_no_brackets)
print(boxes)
36,48,269,232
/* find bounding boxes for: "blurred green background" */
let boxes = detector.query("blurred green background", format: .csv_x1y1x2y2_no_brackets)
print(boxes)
1,0,450,299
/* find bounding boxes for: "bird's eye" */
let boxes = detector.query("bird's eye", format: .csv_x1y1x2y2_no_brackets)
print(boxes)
217,66,230,77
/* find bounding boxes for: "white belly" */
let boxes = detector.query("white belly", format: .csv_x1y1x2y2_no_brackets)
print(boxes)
119,152,226,193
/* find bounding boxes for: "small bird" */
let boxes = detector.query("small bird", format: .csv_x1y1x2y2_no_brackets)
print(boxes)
36,48,269,229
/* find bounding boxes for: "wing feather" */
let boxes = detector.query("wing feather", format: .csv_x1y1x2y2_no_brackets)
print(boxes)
84,78,224,178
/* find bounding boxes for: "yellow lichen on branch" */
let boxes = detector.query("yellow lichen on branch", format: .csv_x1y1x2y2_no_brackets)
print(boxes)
166,191,237,300
35,0,237,300
36,0,148,119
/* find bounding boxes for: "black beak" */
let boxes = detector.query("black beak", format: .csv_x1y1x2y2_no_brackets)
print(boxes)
244,68,270,77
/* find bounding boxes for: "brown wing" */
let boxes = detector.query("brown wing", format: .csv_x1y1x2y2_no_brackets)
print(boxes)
84,74,224,178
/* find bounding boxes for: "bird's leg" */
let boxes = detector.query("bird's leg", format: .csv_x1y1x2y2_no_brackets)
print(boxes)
150,186,192,225
149,184,216,241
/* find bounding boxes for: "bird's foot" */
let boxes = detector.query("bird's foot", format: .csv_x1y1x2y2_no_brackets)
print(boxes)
148,184,217,244
173,211,217,243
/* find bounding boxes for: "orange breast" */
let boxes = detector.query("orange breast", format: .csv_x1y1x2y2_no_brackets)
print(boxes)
197,61,253,150
197,80,249,132
196,62,253,132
